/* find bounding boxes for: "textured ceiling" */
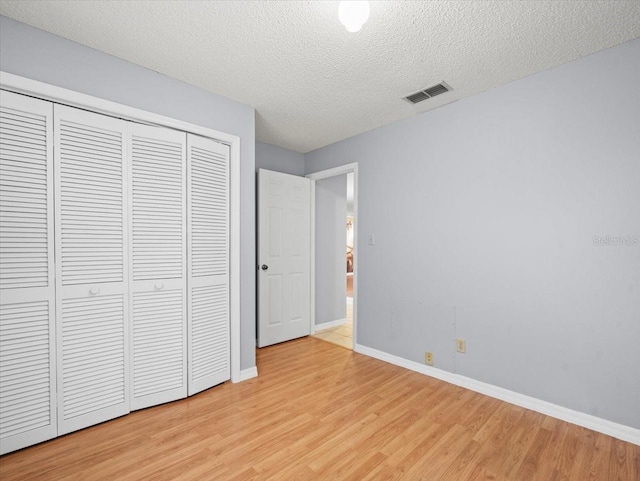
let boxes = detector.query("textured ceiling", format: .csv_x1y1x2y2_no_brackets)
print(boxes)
1,1,639,153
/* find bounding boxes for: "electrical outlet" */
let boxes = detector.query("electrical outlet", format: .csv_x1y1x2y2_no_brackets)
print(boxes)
456,338,466,353
425,352,433,366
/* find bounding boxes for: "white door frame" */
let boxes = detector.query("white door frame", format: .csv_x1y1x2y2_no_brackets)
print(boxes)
306,163,358,348
0,71,242,383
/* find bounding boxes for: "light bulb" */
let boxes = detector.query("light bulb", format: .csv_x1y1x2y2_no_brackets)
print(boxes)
338,1,370,33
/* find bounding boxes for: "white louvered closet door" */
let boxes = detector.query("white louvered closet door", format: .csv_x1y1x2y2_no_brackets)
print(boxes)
54,105,129,435
187,134,230,395
129,123,187,410
0,91,56,455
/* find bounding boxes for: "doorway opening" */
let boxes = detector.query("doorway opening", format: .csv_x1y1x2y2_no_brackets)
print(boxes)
308,166,357,350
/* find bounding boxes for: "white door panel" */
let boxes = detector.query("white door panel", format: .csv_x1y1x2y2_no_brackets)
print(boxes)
187,135,230,396
57,291,127,435
131,281,185,409
128,123,187,411
258,169,311,347
0,91,56,455
54,104,129,435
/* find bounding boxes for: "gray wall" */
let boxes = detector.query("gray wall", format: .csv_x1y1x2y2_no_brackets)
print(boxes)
315,175,347,327
305,38,640,428
0,15,257,371
256,141,305,176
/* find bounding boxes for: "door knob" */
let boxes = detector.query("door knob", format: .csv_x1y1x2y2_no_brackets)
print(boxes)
261,264,269,271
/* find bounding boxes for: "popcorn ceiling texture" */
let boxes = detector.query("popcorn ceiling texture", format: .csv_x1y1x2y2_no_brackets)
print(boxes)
1,1,639,153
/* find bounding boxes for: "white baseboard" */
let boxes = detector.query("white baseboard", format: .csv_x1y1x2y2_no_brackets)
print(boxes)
354,343,640,446
235,366,258,382
313,317,347,334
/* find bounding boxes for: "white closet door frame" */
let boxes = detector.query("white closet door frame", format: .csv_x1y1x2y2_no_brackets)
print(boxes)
128,122,187,410
0,91,57,455
1,71,244,384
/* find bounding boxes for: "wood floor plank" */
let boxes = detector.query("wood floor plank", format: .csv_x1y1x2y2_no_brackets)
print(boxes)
532,418,571,481
460,405,528,480
608,437,635,481
0,336,638,481
402,424,474,480
513,426,553,481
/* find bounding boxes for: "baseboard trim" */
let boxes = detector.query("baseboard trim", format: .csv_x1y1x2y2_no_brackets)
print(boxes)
313,317,347,333
236,366,258,383
354,343,640,446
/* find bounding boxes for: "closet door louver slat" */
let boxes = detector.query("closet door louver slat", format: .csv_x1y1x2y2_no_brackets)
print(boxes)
54,105,129,436
132,290,184,399
0,300,55,453
191,285,229,380
0,91,56,455
187,135,230,396
60,295,125,422
129,123,187,410
58,117,124,286
0,102,50,290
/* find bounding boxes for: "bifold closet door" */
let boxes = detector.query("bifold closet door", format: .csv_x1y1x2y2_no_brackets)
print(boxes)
54,105,129,435
0,91,56,455
129,123,187,410
187,135,230,395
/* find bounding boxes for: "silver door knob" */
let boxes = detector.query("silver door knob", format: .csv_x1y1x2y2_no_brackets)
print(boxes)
261,264,268,271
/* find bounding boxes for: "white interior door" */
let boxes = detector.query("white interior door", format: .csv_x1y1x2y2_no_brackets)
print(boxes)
0,91,57,455
187,134,230,395
129,123,187,410
54,104,129,435
257,169,311,348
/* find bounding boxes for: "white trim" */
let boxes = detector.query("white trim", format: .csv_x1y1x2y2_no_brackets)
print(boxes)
354,343,640,446
306,163,358,350
0,72,238,145
309,180,316,333
229,127,241,382
0,71,242,384
306,163,359,182
237,366,258,382
314,318,347,333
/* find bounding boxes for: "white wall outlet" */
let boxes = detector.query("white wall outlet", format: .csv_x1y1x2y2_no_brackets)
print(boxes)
425,352,433,365
368,234,375,246
456,338,466,353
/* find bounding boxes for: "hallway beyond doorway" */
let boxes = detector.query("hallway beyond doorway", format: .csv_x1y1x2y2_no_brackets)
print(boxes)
312,297,353,349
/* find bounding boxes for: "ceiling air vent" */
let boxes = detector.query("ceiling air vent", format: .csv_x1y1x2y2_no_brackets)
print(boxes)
404,82,452,104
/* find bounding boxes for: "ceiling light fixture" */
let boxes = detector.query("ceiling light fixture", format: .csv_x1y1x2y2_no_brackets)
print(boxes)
338,1,370,33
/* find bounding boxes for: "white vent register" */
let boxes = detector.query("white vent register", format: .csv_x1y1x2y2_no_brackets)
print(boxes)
404,82,452,104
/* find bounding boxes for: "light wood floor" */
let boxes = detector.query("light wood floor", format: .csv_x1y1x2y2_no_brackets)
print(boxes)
1,337,638,480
